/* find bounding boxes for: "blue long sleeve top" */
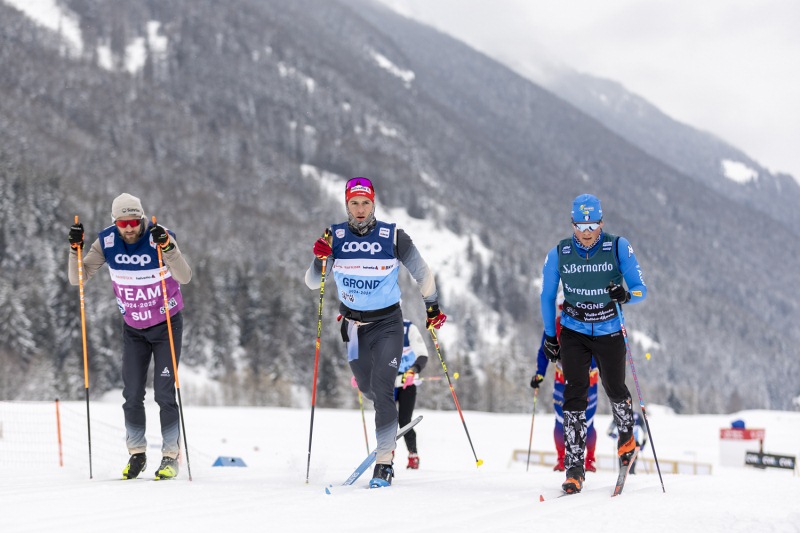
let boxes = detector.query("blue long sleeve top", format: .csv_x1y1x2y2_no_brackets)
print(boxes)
540,232,646,337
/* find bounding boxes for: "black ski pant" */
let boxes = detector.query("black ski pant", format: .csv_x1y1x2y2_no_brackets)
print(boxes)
121,312,183,459
348,308,403,465
396,384,417,453
559,326,631,411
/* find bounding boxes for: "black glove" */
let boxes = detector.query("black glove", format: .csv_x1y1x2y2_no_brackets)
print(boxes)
530,374,544,389
543,335,560,362
150,224,174,252
69,223,84,249
607,282,631,304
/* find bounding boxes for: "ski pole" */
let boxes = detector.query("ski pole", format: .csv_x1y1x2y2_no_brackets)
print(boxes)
153,216,193,481
418,375,457,382
305,230,330,483
615,301,665,493
428,327,483,467
74,215,93,479
55,398,64,467
357,389,370,455
526,388,538,472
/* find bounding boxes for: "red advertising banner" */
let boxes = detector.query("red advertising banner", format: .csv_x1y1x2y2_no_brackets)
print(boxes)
719,428,766,440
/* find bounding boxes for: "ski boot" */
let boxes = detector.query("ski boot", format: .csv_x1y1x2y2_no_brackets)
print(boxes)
122,453,147,480
553,456,565,472
369,463,394,488
407,453,419,470
561,466,584,494
618,434,636,469
155,456,179,480
585,457,596,473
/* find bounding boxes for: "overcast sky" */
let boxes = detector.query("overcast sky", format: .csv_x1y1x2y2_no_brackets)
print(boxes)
375,0,800,180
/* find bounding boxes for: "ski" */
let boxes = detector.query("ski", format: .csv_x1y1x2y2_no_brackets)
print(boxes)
538,491,574,502
325,415,422,493
342,415,421,486
612,446,639,497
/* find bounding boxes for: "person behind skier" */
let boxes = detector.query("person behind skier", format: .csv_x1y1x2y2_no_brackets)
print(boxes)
608,411,647,474
530,298,599,472
305,177,446,488
68,193,192,480
347,315,429,469
539,193,647,494
394,317,429,469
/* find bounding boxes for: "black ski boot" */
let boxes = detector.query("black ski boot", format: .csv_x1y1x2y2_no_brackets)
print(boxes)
122,453,147,480
369,463,394,488
562,466,585,494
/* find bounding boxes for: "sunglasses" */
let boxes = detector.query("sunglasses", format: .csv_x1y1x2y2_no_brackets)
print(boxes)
346,177,373,189
573,221,601,232
115,218,142,228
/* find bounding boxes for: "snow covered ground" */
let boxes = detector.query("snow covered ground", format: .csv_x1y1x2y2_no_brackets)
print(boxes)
1,398,798,532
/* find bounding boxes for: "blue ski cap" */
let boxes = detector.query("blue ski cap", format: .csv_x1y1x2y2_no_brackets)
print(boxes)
572,194,602,222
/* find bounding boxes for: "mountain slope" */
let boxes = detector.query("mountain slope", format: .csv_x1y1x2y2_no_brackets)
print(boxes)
546,70,800,226
0,0,797,411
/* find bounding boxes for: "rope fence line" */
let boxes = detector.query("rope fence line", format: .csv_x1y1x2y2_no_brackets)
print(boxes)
0,400,213,474
510,448,712,475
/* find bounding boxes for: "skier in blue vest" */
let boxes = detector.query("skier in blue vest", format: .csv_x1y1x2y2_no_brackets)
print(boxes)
306,177,446,488
68,193,192,480
539,193,647,494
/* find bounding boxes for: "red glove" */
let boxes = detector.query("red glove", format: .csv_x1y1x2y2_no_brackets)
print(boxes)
402,369,416,389
350,376,358,388
426,304,447,330
313,235,332,259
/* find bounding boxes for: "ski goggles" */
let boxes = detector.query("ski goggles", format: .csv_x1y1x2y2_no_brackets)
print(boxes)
573,221,601,232
115,218,143,228
346,177,373,189
345,177,375,201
